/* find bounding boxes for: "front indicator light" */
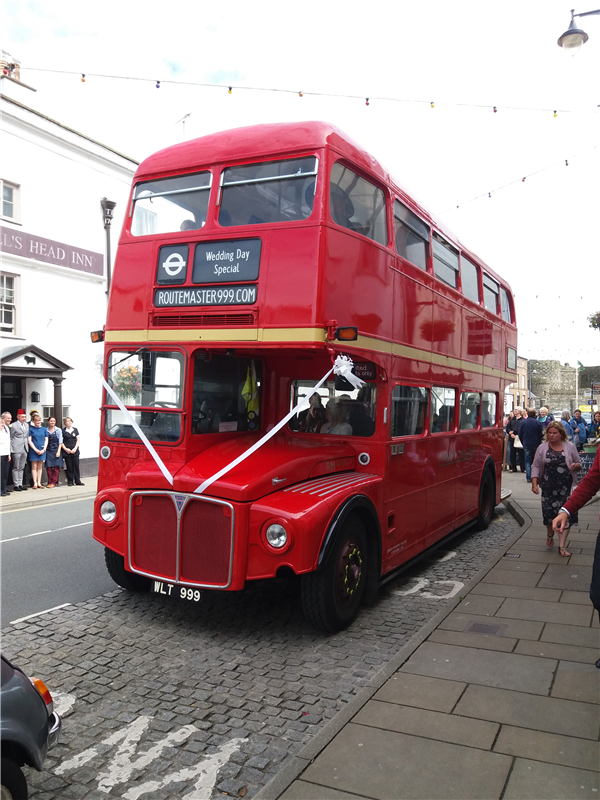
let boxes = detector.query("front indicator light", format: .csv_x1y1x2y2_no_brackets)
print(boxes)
31,677,54,715
265,524,288,549
100,501,117,523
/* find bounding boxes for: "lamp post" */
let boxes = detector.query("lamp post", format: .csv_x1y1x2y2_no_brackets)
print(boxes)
557,8,600,54
100,198,117,303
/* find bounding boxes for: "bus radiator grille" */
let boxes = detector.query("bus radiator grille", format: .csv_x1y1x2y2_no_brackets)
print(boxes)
151,312,255,327
130,495,178,578
180,500,232,586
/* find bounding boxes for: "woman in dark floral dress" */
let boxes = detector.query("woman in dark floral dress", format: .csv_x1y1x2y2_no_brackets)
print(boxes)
531,421,582,556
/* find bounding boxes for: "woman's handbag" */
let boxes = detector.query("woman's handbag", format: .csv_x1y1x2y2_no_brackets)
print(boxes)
513,435,523,449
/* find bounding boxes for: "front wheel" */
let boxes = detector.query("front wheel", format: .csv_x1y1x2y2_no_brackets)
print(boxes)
475,469,495,530
105,548,151,592
301,517,368,632
1,757,28,800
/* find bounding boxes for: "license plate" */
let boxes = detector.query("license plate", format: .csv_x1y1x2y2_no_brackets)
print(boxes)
151,581,202,603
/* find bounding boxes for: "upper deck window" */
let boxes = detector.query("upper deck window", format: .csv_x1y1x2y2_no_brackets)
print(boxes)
394,200,429,270
483,274,499,314
500,287,513,323
219,157,317,227
330,163,387,245
131,173,211,236
460,256,480,304
432,234,459,288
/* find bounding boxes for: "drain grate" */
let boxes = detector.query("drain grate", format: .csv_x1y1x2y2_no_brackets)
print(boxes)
467,622,503,635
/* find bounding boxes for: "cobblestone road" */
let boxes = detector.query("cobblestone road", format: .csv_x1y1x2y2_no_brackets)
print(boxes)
4,505,521,799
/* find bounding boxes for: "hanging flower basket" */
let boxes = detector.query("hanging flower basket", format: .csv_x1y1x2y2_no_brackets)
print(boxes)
113,365,142,402
588,312,600,330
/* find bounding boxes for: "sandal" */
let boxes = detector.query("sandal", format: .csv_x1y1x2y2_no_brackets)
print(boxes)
546,536,554,547
558,546,571,557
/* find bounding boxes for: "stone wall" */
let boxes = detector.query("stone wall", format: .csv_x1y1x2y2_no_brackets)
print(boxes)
530,360,600,413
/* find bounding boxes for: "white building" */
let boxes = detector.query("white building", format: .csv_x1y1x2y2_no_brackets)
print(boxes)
1,53,137,473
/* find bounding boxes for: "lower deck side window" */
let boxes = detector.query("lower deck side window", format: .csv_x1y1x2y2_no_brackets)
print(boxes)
391,385,428,437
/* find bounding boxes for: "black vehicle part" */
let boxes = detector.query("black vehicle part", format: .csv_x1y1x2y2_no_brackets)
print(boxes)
105,548,151,591
1,757,28,799
475,462,496,530
301,516,368,632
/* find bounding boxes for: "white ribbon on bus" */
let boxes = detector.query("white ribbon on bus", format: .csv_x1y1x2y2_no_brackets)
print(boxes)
102,354,363,495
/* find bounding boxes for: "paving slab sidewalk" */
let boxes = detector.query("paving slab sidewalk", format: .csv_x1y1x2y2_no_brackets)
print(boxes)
0,476,98,512
257,471,600,800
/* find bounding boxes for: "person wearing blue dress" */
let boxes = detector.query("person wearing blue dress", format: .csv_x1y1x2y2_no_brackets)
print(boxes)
28,414,49,489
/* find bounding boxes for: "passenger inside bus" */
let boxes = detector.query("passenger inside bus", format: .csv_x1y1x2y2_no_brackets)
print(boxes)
321,398,352,436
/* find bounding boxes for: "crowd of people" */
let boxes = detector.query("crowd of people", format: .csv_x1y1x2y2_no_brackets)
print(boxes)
0,410,85,495
504,406,600,559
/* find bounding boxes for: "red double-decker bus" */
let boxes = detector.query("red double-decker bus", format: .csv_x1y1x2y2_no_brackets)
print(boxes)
93,121,517,631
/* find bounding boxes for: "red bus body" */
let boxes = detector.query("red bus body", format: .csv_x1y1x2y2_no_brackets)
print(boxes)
94,121,517,630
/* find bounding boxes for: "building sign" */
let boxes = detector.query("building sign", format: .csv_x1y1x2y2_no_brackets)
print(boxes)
0,226,103,275
154,285,258,307
156,245,189,285
192,239,261,284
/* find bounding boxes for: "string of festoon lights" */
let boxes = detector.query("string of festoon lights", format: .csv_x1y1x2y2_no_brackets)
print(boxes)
11,64,600,116
8,64,599,209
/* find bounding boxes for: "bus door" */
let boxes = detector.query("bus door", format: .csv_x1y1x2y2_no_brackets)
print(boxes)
427,387,457,545
384,384,429,571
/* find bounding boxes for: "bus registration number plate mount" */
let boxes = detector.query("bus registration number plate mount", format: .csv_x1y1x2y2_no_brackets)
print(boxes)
151,580,202,603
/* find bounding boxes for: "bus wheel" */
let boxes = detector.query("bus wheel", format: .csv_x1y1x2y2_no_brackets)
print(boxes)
301,518,367,632
104,548,151,592
475,469,495,531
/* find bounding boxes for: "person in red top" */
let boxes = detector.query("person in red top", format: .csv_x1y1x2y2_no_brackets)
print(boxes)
553,449,600,667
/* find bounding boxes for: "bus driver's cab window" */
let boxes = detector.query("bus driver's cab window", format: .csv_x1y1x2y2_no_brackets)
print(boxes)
191,354,262,434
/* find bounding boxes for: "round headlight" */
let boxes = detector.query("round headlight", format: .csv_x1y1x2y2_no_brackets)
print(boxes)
265,523,288,549
100,445,111,460
100,501,117,523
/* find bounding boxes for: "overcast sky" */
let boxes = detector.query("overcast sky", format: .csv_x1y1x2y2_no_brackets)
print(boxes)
3,0,599,366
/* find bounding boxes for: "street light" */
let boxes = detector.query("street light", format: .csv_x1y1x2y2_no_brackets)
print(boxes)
100,198,117,302
557,8,600,54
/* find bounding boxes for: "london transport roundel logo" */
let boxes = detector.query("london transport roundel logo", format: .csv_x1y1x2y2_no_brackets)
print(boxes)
163,252,186,277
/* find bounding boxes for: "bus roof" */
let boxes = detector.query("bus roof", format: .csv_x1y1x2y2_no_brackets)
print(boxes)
136,120,507,289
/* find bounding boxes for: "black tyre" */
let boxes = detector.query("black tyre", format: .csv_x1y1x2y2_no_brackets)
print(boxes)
104,548,151,592
1,757,28,800
301,517,367,632
475,468,495,530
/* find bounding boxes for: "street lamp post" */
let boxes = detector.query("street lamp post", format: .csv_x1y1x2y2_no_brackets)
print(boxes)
100,198,117,303
557,8,600,54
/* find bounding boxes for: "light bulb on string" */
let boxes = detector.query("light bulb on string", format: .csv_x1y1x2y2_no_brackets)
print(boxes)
430,101,434,108
81,74,85,82
299,91,303,97
493,106,497,113
565,160,569,166
554,110,557,117
365,98,369,106
228,86,232,94
156,81,160,89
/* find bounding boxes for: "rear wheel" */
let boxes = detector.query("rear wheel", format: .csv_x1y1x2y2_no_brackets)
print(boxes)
1,757,28,800
104,548,151,592
301,517,367,632
475,469,495,530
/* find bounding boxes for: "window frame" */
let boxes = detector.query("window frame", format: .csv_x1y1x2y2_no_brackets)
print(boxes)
1,179,20,223
483,273,500,314
500,287,513,323
0,271,18,337
431,386,457,433
394,199,430,271
329,161,388,245
460,256,481,304
432,233,459,288
391,384,429,438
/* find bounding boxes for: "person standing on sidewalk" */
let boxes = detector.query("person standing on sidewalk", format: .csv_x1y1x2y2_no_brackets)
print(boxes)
506,407,525,473
519,408,543,483
559,409,576,443
62,417,84,486
538,407,554,431
45,417,63,488
9,409,29,492
553,448,600,667
588,411,600,440
0,414,11,497
572,409,587,452
531,421,581,556
28,413,49,489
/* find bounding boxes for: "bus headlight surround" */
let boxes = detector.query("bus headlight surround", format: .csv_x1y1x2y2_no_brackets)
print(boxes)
100,445,111,460
262,521,293,552
100,500,117,523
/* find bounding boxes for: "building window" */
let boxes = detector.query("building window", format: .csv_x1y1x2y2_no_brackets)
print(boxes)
1,180,20,222
42,406,70,423
0,273,17,335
